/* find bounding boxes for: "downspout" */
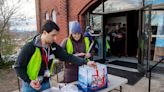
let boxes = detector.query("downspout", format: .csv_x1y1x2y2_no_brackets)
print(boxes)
39,0,41,32
102,0,106,63
66,0,69,35
35,0,41,32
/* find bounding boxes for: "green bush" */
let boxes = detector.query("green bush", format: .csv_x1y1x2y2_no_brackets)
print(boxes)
0,60,14,69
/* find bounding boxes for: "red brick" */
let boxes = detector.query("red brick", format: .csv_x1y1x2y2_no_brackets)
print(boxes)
35,0,98,44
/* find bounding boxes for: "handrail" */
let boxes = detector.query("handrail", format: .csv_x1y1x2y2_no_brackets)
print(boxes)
148,56,164,92
148,56,164,72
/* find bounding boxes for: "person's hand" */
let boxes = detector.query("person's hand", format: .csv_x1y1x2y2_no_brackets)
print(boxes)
90,29,94,33
87,61,97,68
85,53,91,58
117,34,123,38
30,80,41,90
74,53,85,57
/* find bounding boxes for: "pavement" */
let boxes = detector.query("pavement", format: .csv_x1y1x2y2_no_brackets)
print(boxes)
12,56,164,92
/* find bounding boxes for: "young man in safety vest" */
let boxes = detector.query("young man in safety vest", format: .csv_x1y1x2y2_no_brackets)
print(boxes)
14,20,96,92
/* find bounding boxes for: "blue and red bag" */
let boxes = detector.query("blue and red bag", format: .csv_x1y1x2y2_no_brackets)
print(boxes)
78,63,108,92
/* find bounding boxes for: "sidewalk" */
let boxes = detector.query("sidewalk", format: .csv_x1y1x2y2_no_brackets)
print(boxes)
49,71,164,92
12,70,164,92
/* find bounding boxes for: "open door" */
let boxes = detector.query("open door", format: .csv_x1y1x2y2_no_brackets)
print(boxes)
138,4,152,73
88,13,106,62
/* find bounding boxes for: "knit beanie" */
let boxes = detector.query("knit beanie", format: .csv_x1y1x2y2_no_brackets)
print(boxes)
70,21,82,34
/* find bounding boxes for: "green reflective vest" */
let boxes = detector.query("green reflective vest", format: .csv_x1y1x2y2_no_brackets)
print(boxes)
106,38,110,51
66,37,90,60
27,47,55,80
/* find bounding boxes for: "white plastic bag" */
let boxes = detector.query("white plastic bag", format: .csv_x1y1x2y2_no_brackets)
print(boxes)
42,84,78,92
42,87,61,92
61,84,78,92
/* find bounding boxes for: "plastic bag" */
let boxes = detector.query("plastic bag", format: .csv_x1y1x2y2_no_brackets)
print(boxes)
42,84,78,92
61,84,78,92
78,63,108,92
42,87,61,92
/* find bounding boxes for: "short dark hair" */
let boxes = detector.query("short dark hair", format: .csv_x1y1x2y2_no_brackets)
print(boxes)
41,20,60,33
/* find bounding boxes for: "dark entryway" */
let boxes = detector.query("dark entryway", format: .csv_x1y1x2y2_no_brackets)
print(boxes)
104,10,139,57
127,10,139,56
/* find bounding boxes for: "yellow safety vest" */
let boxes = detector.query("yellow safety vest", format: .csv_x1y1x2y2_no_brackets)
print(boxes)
27,47,55,80
106,39,110,51
66,37,90,60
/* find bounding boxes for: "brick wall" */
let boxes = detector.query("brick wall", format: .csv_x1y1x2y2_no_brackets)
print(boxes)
35,0,98,44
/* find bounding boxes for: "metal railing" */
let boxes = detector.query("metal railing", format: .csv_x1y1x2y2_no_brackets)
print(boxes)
148,56,164,92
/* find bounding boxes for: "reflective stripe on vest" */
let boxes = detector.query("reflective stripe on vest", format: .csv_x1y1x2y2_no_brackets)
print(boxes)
27,47,55,80
66,37,90,54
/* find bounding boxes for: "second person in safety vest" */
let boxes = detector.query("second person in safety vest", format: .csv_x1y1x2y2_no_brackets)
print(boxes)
61,21,92,83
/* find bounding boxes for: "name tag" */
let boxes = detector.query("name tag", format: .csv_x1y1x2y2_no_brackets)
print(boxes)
52,47,56,51
44,69,50,77
49,54,55,60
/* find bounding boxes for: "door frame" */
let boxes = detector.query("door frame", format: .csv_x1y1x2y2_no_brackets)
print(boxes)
138,4,152,73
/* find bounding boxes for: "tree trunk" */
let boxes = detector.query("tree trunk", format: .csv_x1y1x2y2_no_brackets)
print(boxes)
0,53,2,62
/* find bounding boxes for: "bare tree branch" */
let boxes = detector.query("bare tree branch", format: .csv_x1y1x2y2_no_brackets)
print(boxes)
0,0,23,55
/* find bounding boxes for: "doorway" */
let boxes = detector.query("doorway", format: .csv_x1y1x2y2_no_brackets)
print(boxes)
104,10,139,58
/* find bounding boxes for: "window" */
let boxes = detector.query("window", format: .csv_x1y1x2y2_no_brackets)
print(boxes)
52,10,57,23
145,0,164,5
45,12,49,20
93,0,142,13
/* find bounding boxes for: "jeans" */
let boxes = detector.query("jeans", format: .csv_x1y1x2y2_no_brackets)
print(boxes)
22,80,50,92
95,36,103,57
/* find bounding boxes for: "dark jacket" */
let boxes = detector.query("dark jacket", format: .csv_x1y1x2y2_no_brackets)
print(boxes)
14,35,87,83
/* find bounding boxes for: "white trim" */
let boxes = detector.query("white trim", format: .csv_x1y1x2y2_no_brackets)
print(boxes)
152,35,164,38
46,12,49,20
52,10,57,23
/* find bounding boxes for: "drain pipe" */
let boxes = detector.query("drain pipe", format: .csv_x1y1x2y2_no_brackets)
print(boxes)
66,0,69,35
102,0,106,63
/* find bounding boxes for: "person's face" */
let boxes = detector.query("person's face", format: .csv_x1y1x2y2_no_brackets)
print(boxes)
116,25,119,30
90,28,94,33
43,29,59,44
72,33,81,41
